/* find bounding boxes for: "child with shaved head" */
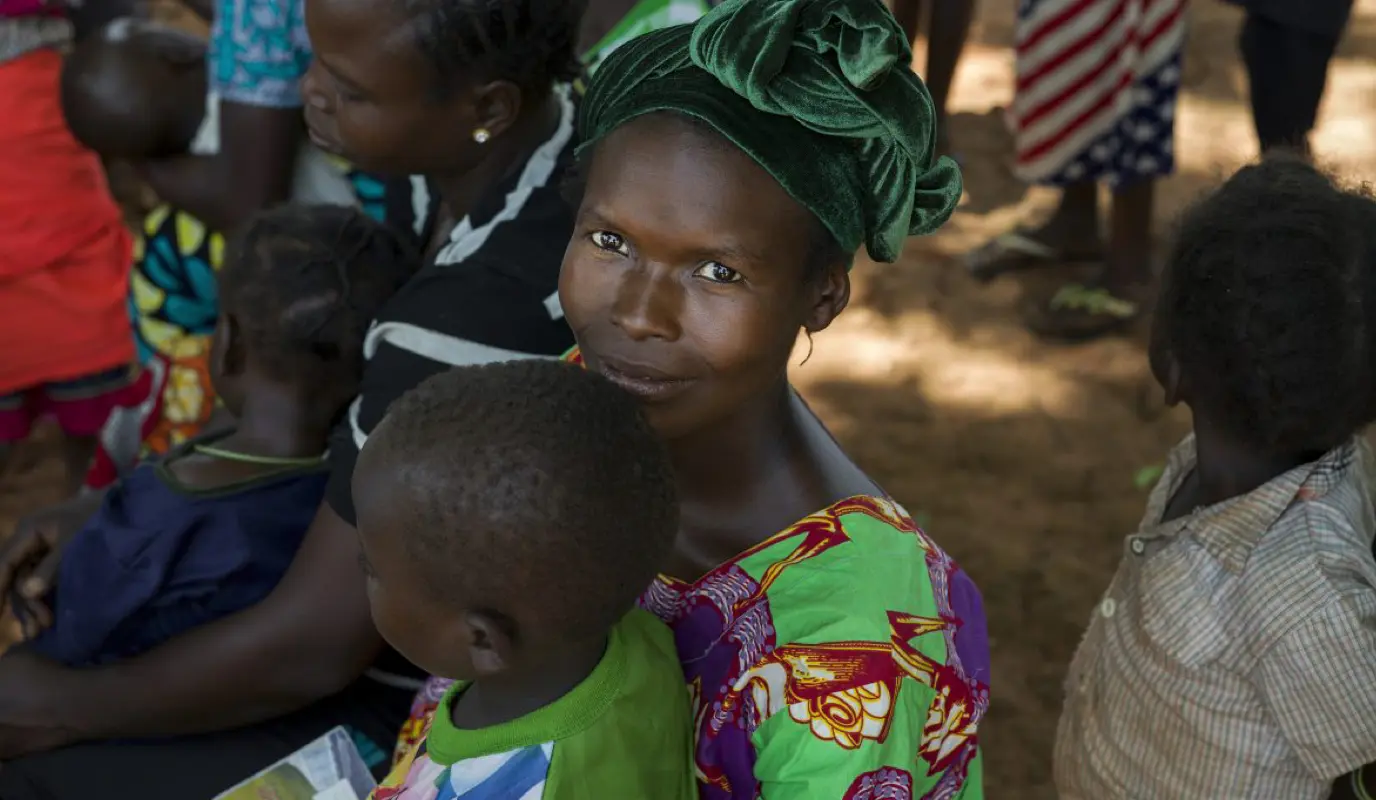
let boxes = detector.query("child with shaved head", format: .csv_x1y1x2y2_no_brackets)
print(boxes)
354,360,695,799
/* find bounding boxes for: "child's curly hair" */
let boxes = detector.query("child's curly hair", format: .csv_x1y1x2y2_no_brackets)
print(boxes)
219,205,419,423
1154,157,1376,454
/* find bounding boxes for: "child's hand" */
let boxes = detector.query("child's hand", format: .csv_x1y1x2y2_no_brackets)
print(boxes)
0,492,103,636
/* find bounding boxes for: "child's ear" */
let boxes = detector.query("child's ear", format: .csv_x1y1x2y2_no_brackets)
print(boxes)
212,313,246,379
1161,353,1185,408
464,610,516,676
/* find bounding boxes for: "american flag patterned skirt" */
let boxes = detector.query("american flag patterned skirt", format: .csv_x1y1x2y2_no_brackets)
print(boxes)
1011,0,1188,187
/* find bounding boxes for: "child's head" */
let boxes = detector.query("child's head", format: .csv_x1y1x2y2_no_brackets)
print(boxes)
213,205,419,434
60,18,206,160
1151,156,1376,456
353,361,678,681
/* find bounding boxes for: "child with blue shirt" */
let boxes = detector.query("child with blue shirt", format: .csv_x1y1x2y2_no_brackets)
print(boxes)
14,204,417,665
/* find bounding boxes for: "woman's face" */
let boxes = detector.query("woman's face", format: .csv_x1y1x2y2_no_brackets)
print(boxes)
301,0,482,176
559,114,849,440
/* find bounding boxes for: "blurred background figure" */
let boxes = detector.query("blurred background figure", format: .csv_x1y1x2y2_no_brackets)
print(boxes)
892,0,975,156
964,0,1186,342
1231,0,1354,156
0,1,136,492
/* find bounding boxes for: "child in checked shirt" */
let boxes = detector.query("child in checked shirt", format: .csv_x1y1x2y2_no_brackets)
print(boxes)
1056,157,1376,799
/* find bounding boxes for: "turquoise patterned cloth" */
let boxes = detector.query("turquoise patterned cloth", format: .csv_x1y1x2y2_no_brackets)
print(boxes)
210,0,311,108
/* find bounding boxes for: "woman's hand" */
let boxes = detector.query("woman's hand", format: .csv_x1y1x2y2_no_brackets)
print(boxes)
0,492,104,638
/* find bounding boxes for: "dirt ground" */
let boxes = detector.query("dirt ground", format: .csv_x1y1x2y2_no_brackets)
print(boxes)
0,1,1373,796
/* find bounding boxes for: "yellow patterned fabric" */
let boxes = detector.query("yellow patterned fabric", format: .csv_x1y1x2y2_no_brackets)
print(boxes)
128,204,224,457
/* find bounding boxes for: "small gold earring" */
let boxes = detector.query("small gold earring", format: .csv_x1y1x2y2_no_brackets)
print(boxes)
472,128,491,144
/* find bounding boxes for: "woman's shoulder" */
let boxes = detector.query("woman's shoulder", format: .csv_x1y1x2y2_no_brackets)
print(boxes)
740,495,960,588
642,496,989,797
652,495,986,665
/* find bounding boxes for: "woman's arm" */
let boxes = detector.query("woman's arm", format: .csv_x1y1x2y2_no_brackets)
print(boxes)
137,100,301,234
43,504,381,739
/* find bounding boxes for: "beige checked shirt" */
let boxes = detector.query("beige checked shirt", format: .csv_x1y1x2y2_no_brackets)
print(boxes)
1056,435,1376,799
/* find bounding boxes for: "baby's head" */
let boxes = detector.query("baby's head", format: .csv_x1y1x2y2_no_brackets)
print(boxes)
1151,156,1376,456
213,204,419,437
60,18,206,159
353,361,678,681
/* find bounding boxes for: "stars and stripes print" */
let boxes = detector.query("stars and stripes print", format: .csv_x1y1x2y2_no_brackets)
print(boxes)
1010,0,1188,187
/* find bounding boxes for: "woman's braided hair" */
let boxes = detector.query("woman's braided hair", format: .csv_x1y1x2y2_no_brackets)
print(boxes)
1157,156,1376,454
219,205,419,420
403,0,587,95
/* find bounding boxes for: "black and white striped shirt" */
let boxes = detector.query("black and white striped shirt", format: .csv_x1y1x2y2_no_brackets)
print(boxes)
326,86,578,527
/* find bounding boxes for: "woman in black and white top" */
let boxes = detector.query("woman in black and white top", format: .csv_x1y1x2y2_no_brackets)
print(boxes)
0,0,597,796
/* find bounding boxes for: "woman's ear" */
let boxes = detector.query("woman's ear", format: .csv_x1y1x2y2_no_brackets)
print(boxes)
471,80,524,141
212,313,246,380
1161,354,1185,408
803,263,850,336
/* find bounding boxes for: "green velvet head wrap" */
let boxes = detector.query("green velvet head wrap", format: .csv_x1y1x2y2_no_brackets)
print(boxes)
578,0,963,265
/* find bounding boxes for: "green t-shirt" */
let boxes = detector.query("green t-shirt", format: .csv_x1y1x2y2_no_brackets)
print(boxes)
370,609,695,799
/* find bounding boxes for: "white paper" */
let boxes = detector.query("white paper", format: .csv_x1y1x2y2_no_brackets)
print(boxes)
214,726,378,800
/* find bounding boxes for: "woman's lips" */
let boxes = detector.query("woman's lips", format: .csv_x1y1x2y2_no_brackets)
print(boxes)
595,357,693,403
306,124,341,155
303,112,342,155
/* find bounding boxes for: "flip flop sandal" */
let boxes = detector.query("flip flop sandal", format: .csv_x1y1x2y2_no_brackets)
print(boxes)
963,231,1101,283
1134,464,1165,490
1025,283,1142,342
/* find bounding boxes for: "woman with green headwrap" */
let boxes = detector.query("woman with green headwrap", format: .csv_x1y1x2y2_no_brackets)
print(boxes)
395,0,989,796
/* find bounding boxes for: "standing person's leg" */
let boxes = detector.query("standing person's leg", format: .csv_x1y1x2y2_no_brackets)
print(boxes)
1022,178,1159,341
0,390,36,478
1239,11,1344,155
1013,0,1182,340
42,365,140,494
964,181,1102,280
892,0,975,153
924,0,975,152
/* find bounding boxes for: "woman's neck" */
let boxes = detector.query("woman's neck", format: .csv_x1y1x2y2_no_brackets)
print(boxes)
659,379,876,579
666,380,798,505
220,385,330,460
430,91,562,228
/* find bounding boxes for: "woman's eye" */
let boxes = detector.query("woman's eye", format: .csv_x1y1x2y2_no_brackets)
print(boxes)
589,231,629,255
693,262,743,284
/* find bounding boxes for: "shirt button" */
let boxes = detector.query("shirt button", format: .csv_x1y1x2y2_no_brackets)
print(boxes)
1100,598,1117,618
1130,537,1146,555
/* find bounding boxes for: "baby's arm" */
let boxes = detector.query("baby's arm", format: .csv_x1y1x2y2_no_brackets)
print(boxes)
136,101,299,233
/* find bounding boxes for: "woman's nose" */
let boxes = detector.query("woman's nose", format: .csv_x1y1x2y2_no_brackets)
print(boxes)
610,264,682,343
